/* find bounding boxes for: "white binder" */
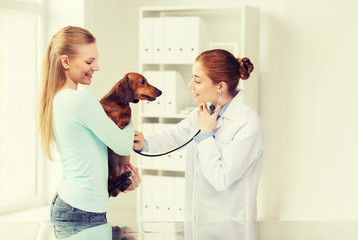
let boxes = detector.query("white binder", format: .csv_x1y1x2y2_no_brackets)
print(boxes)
164,152,177,171
174,177,185,220
152,17,165,62
175,149,187,171
141,175,154,219
139,16,203,64
143,71,193,115
163,71,193,115
161,176,175,220
186,17,202,63
152,176,163,219
139,17,153,62
152,123,175,170
164,17,187,63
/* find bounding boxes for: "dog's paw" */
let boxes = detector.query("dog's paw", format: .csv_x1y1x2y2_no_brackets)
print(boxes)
109,172,132,197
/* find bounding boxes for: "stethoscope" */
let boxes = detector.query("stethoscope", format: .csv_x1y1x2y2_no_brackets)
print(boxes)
133,87,222,157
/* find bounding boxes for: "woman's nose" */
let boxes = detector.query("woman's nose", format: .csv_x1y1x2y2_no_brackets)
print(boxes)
93,61,100,71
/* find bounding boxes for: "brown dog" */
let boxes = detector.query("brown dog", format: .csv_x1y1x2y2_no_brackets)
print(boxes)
100,72,161,197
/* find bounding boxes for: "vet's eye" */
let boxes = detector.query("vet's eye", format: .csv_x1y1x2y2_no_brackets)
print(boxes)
191,75,200,84
141,79,146,84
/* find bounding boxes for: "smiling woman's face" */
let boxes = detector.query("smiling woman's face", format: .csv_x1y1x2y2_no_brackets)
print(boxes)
188,61,220,105
64,42,99,86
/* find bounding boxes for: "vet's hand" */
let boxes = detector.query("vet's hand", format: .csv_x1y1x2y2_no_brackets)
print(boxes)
197,104,221,133
124,164,141,192
133,130,144,151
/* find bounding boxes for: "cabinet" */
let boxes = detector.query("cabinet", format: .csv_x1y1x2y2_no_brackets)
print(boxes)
136,4,260,222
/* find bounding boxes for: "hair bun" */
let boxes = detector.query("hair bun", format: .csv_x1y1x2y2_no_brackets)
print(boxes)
237,57,254,80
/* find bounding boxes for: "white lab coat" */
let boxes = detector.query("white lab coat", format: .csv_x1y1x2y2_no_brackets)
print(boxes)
146,90,264,221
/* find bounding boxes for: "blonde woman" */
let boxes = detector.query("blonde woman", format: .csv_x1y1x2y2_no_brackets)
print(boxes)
39,26,139,235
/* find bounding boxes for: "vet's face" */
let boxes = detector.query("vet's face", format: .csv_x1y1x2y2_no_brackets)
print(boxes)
188,61,218,105
64,43,99,86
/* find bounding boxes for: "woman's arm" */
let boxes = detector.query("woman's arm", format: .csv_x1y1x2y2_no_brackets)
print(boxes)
144,109,198,153
73,91,134,156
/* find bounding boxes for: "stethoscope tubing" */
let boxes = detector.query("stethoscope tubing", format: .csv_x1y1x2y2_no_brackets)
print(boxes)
134,90,222,158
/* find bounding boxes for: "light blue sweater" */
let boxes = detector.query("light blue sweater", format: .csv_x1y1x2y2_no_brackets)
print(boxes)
52,89,134,213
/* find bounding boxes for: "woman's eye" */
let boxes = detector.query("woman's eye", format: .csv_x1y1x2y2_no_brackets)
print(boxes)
191,75,200,83
86,62,92,65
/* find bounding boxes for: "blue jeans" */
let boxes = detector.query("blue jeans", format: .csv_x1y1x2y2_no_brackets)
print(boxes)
50,193,107,239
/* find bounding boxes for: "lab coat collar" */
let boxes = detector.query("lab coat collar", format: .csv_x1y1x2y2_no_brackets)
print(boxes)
215,90,245,129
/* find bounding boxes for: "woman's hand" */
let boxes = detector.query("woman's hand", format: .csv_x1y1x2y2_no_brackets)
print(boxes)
197,104,221,133
133,130,144,151
124,164,141,192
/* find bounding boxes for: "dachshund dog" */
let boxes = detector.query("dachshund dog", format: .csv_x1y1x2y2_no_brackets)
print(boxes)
100,72,161,197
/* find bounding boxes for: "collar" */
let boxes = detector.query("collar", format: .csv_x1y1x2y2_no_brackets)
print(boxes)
217,96,234,118
209,90,240,119
214,90,245,129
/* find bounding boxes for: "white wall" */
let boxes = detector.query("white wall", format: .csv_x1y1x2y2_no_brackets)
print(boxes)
44,0,85,203
83,0,358,221
258,0,358,221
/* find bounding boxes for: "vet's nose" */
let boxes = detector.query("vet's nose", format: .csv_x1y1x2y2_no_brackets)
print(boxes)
157,89,162,97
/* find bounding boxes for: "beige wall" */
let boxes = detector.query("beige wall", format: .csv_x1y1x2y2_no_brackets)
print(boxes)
83,0,358,221
259,0,358,221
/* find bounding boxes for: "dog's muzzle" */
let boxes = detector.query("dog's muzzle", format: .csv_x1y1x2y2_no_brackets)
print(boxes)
142,95,156,101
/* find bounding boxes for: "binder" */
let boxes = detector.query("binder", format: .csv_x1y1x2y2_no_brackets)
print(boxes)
161,176,175,220
143,71,194,115
163,71,193,115
152,176,163,219
152,17,165,62
139,17,153,62
174,177,185,220
165,152,177,171
186,17,201,63
152,123,175,170
164,17,187,63
175,149,187,171
139,16,204,64
141,175,154,219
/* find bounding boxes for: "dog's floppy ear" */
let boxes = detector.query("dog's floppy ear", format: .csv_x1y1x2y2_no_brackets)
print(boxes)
117,75,134,102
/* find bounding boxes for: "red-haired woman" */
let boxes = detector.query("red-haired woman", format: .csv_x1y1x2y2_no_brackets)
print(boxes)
134,49,264,224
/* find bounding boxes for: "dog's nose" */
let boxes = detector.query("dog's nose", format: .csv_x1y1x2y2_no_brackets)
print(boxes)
157,89,162,97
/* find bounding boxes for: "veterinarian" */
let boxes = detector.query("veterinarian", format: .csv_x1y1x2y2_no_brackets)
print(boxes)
133,49,264,221
38,26,140,233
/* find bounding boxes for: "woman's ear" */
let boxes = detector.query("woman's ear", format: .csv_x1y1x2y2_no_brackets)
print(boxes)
217,82,226,92
60,55,70,70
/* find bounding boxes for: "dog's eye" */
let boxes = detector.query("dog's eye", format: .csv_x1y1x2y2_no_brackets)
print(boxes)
141,79,146,85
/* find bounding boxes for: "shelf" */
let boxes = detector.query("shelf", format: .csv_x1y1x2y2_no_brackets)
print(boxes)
140,4,246,13
141,62,193,65
139,166,185,175
141,113,190,119
137,4,259,222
